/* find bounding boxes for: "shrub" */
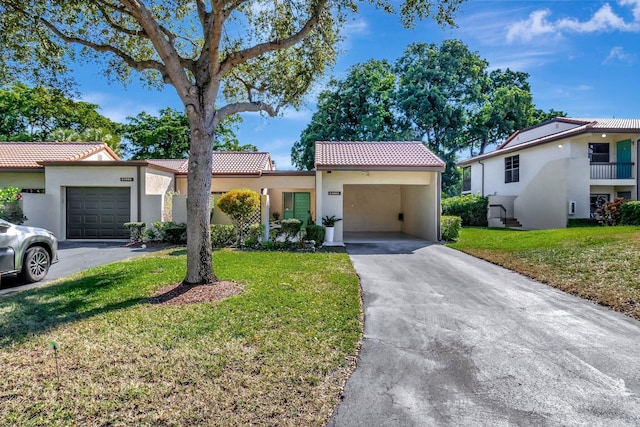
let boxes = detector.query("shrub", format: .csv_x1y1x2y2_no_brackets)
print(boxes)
123,222,146,242
441,194,488,226
244,223,266,248
597,197,625,226
620,201,640,225
211,224,236,248
305,224,326,247
216,189,261,244
441,216,462,242
280,218,302,242
0,186,27,224
146,221,187,244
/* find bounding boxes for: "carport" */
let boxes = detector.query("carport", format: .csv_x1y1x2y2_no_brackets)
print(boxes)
314,141,445,244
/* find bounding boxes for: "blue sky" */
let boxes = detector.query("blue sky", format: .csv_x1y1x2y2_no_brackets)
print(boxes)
74,1,640,168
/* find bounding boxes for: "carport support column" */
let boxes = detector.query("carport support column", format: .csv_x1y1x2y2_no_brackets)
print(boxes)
437,172,442,241
315,171,323,225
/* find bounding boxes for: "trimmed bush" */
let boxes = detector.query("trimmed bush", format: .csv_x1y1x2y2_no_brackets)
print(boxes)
442,194,488,226
305,224,326,247
216,189,261,244
620,201,640,225
211,224,236,248
123,222,146,242
280,218,302,242
441,216,462,242
146,221,187,244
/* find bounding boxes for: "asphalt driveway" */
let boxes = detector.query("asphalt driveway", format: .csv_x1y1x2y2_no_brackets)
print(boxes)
329,242,640,426
0,241,161,295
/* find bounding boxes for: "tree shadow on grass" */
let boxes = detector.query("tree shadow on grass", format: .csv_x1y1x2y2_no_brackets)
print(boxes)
0,269,146,347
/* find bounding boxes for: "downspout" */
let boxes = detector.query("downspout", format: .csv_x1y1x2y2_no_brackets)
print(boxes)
137,165,142,222
437,171,442,241
478,160,485,196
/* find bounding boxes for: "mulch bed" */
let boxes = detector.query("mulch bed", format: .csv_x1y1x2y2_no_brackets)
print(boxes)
149,281,243,306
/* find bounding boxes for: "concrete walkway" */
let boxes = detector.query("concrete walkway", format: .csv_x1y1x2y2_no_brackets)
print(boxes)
329,242,640,426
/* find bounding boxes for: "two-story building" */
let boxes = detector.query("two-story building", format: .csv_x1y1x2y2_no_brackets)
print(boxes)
458,117,640,229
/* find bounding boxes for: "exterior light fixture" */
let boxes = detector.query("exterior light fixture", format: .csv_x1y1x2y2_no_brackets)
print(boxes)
602,133,607,138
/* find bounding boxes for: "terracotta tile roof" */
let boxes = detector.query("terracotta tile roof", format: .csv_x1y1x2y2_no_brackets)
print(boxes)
0,142,119,168
314,141,445,169
146,159,189,173
147,152,273,175
459,117,640,166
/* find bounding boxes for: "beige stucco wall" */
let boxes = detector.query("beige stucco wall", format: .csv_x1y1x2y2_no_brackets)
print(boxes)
401,184,439,241
0,171,46,190
318,170,438,242
343,185,402,232
145,168,175,195
21,193,56,231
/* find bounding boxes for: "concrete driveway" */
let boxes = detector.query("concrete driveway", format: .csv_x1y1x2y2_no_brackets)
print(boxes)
329,242,640,426
0,241,161,295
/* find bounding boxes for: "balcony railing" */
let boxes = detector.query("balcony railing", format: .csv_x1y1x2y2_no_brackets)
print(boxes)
590,162,635,179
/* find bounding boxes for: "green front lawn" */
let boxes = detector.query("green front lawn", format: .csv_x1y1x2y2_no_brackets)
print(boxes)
0,249,361,426
447,226,640,319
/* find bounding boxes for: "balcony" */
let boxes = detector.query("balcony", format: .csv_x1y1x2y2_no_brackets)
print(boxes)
590,162,635,180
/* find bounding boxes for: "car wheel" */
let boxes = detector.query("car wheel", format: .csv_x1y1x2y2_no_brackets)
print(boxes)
21,246,50,283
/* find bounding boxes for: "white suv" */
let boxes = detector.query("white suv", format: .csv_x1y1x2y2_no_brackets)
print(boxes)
0,219,58,283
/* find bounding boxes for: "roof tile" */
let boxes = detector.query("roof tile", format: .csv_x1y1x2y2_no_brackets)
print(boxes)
0,142,118,168
314,141,445,168
147,152,273,175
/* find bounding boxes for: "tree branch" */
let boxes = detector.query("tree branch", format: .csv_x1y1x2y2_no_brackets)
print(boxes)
35,14,166,74
215,101,276,126
218,0,329,77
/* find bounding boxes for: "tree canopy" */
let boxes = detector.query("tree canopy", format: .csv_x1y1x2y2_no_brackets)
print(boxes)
0,82,122,153
292,39,565,195
0,0,466,285
123,108,250,160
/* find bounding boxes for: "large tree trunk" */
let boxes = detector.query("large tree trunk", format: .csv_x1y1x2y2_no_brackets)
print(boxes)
184,113,217,285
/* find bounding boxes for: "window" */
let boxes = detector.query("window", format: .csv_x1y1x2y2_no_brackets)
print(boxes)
588,143,610,163
505,155,519,183
462,166,471,192
617,191,632,200
590,194,610,217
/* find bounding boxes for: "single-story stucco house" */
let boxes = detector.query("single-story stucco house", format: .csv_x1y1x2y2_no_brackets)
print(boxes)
458,117,640,229
1,140,445,243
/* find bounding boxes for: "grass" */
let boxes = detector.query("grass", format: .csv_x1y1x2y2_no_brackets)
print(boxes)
0,248,362,426
447,226,640,319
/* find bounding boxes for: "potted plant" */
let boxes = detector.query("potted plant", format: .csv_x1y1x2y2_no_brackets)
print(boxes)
322,215,342,243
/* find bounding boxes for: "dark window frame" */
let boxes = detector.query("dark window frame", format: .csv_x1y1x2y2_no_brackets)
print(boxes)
505,155,520,183
462,166,471,192
588,143,610,163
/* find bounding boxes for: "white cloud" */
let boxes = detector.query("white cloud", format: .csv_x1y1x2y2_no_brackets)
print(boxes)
603,46,636,63
344,18,369,36
507,9,558,43
507,2,640,43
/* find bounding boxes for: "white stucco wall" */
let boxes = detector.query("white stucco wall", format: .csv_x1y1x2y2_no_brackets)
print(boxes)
503,121,580,149
21,193,56,231
44,165,141,239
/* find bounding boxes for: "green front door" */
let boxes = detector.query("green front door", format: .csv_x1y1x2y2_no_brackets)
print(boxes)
283,192,311,226
617,139,632,178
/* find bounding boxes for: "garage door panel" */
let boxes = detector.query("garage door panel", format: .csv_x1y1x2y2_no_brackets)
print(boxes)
67,187,130,239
